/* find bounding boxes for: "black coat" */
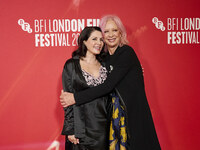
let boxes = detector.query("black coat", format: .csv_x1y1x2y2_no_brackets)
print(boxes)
74,45,161,150
61,57,110,150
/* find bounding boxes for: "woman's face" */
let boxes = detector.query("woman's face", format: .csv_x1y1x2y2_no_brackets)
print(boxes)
103,19,121,50
84,30,104,56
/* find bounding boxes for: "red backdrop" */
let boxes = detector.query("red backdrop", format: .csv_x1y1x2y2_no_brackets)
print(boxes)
0,0,200,150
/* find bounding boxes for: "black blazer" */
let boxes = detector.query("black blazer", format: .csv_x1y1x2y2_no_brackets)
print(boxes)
61,57,88,137
61,57,110,150
74,45,161,150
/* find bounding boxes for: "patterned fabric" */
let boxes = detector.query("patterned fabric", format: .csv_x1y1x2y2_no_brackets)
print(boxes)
82,66,107,86
109,92,127,150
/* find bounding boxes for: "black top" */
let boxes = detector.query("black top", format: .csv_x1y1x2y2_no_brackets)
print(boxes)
74,45,161,150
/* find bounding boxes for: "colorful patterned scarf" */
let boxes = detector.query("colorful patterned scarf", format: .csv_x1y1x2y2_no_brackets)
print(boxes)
109,92,127,150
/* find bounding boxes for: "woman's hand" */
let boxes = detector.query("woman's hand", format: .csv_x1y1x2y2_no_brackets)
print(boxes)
68,135,79,144
60,90,75,107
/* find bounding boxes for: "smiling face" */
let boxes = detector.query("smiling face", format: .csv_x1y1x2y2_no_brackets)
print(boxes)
84,30,104,56
103,19,121,51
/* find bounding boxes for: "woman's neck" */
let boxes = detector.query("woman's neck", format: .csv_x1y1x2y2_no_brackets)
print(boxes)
82,52,98,64
108,46,118,55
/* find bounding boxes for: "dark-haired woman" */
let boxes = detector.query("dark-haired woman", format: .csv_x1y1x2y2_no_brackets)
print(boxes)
61,26,110,150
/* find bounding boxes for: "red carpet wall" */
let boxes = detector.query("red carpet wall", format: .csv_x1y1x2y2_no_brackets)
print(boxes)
0,0,199,150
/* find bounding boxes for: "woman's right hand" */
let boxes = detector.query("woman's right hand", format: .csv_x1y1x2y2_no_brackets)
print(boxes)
60,90,76,107
68,135,79,145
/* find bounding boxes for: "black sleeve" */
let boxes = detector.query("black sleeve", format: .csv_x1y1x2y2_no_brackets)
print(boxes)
74,46,139,105
61,60,74,135
62,63,73,93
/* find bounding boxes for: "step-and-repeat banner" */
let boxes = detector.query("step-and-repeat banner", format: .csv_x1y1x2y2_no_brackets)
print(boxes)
0,0,199,150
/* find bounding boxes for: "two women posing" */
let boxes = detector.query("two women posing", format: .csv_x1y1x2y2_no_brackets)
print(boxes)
60,15,161,150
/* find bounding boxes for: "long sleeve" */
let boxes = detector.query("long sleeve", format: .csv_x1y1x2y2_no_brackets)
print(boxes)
61,60,75,135
74,45,141,105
